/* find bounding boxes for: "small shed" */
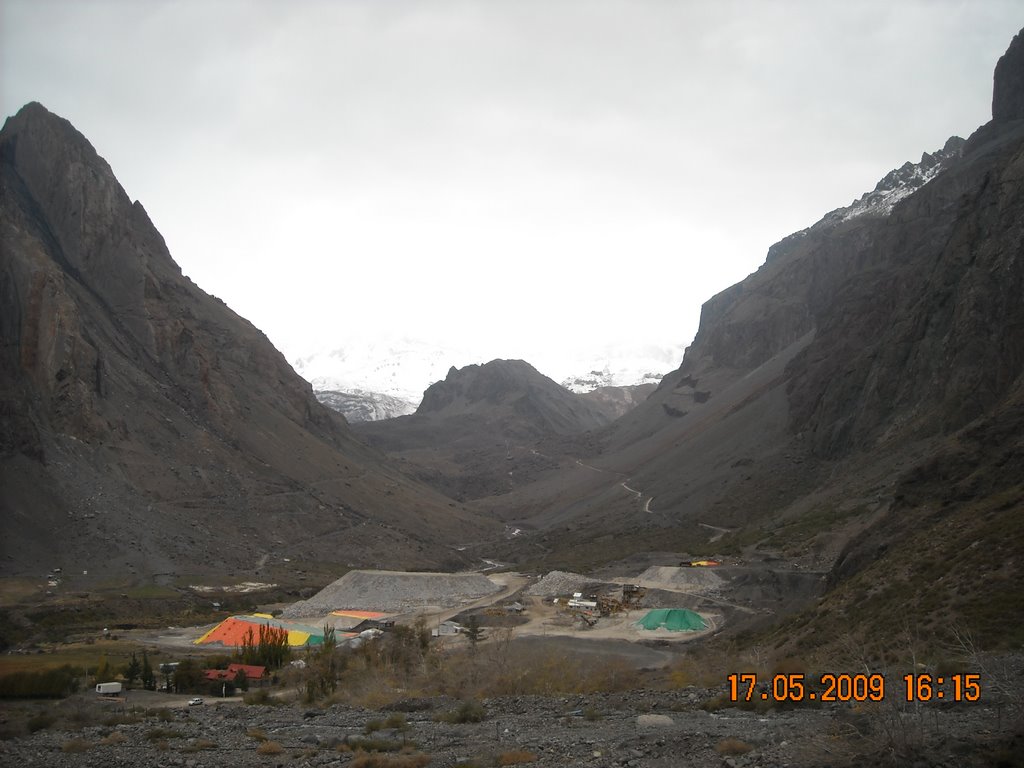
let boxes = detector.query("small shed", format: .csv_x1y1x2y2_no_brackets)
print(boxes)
432,620,462,637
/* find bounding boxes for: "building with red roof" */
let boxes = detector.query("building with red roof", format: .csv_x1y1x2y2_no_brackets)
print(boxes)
203,663,269,687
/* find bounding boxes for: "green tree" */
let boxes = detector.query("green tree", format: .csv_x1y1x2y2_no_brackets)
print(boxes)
124,653,141,688
93,656,113,685
141,651,155,691
172,658,204,694
233,667,249,692
235,624,291,669
463,615,484,650
303,625,339,702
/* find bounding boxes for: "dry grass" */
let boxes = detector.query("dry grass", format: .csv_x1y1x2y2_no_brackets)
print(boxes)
0,638,142,676
256,740,285,755
61,738,92,753
496,750,538,765
350,752,431,768
246,727,269,742
98,731,127,745
0,578,42,604
145,726,182,741
435,700,486,723
715,737,754,756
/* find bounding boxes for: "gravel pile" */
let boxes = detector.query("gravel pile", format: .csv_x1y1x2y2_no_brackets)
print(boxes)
281,570,500,617
636,566,725,595
525,570,604,598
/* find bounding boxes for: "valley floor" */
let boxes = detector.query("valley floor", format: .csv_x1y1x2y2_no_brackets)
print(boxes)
1,686,1017,767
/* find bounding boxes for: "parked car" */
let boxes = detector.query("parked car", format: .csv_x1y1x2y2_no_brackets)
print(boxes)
188,697,204,706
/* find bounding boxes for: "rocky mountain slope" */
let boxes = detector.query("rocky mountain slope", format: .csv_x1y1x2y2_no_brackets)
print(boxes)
488,28,1024,654
354,359,614,501
0,103,496,585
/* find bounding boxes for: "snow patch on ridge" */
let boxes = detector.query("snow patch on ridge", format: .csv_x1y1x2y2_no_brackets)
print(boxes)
823,137,966,226
295,335,685,420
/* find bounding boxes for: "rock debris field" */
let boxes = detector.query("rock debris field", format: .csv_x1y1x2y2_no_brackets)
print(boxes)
281,570,501,618
1,689,1012,768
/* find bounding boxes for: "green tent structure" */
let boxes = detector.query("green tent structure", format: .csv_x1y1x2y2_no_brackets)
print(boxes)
636,608,707,632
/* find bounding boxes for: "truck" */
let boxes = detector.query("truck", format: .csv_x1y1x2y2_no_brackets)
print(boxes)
95,682,123,696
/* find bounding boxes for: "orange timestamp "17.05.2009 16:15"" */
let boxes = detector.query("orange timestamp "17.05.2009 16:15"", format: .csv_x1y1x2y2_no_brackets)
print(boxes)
727,672,982,704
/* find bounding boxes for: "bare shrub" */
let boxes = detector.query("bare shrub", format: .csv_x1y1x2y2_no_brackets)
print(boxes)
435,700,486,723
182,737,218,751
61,738,92,753
98,731,127,746
497,749,538,765
350,752,431,768
256,740,284,755
146,727,182,741
346,736,405,752
26,712,56,733
715,738,754,756
244,688,279,706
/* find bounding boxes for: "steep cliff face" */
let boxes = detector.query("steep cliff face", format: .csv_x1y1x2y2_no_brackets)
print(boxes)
1,104,332,450
675,137,965,383
993,29,1024,122
0,103,494,582
787,123,1024,457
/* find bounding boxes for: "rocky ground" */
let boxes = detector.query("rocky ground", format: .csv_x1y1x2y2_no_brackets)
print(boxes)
1,687,1019,768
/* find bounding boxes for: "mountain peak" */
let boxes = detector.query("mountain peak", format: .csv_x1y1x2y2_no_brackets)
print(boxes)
821,137,965,226
993,27,1024,122
1,103,494,579
419,359,545,414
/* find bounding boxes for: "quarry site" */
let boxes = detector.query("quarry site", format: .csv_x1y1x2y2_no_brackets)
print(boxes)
2,560,1019,768
137,561,749,652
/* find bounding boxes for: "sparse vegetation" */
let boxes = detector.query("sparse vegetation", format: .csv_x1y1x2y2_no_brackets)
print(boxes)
244,688,279,705
496,750,538,765
715,738,754,756
256,739,285,755
345,736,409,753
182,737,218,751
0,665,81,699
146,726,183,741
435,699,486,724
349,752,431,768
61,738,92,753
26,712,56,733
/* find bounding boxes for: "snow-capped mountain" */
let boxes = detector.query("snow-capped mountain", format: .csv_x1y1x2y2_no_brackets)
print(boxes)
825,136,965,225
293,336,683,421
292,336,484,406
315,389,417,422
559,364,665,394
765,136,966,266
553,344,679,394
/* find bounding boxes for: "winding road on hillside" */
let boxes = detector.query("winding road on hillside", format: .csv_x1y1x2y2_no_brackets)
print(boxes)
569,457,657,513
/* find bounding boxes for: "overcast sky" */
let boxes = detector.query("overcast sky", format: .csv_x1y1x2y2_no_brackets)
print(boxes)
3,1,1021,373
